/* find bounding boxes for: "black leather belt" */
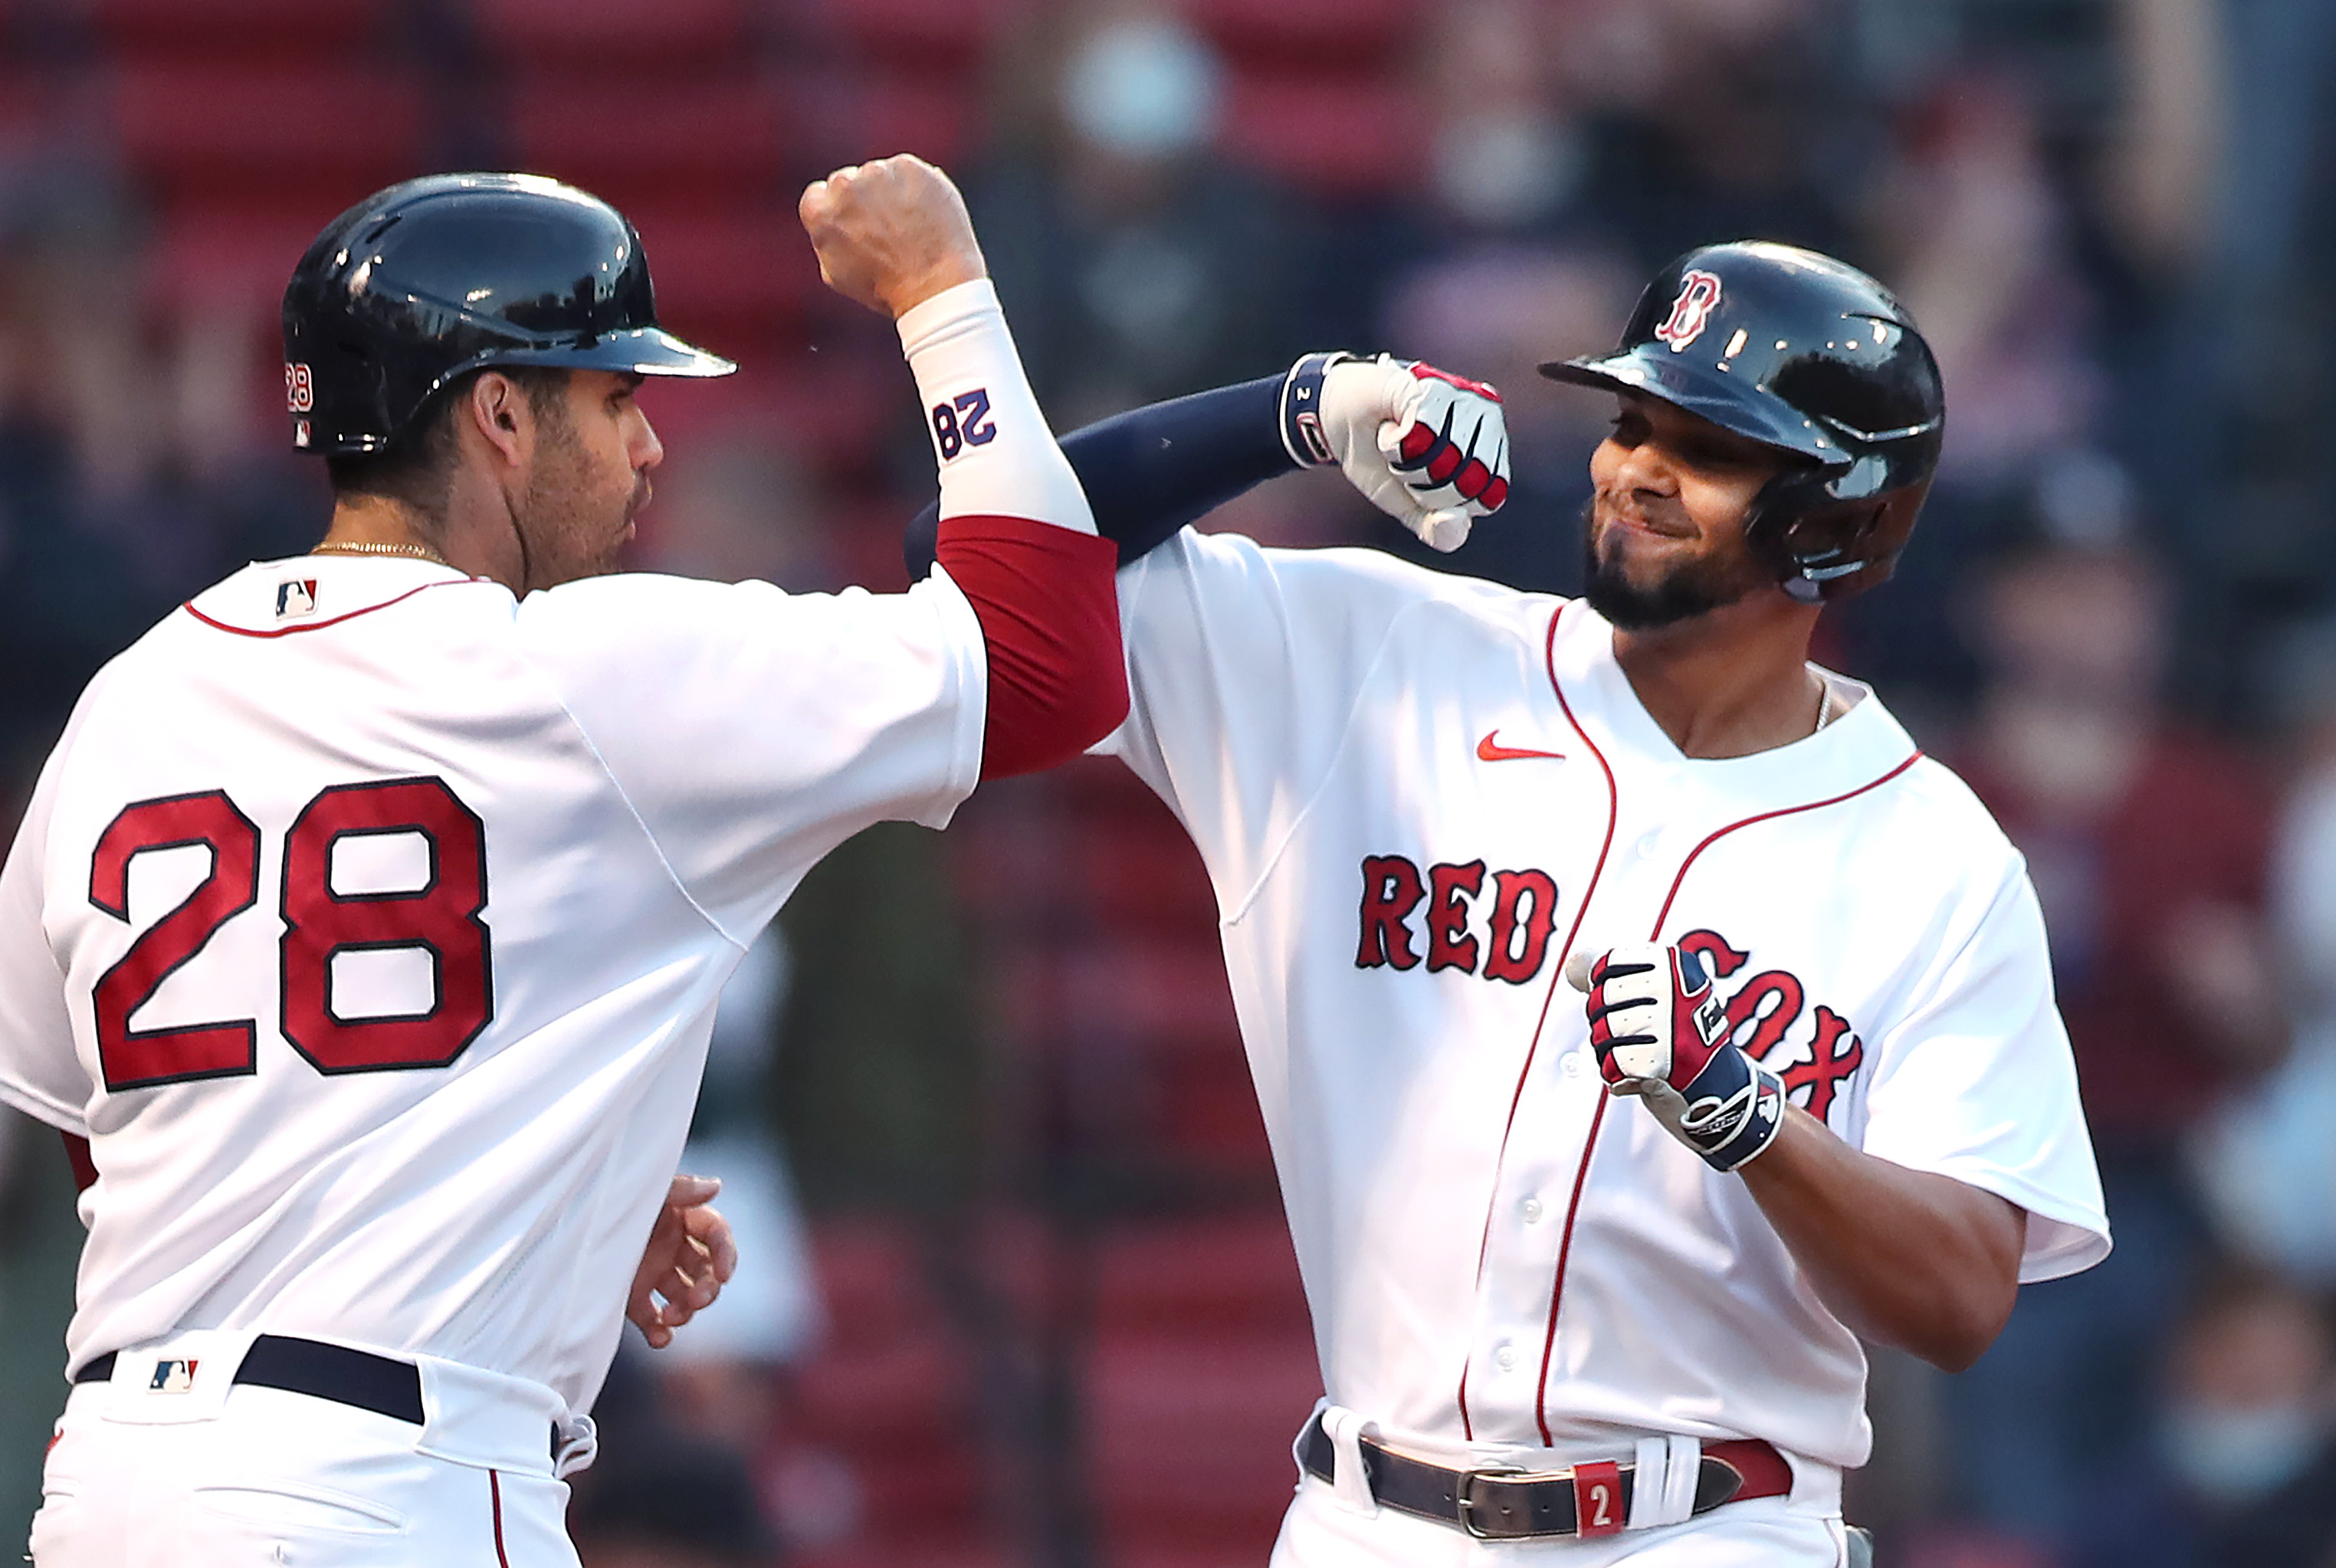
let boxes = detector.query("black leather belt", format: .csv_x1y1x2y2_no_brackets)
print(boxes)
1299,1413,1793,1540
75,1335,425,1425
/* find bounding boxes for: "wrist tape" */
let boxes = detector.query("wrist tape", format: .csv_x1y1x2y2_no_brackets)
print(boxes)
1278,351,1348,467
1674,1049,1788,1172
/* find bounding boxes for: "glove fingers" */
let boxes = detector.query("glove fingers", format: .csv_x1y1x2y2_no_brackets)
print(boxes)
1392,402,1511,518
1334,356,1511,546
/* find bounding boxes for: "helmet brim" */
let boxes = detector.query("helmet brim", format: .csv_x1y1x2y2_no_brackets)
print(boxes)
497,326,738,379
1540,349,1842,468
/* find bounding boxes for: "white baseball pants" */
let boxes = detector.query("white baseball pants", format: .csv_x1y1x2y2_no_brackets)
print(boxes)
1271,1475,1849,1566
28,1331,583,1567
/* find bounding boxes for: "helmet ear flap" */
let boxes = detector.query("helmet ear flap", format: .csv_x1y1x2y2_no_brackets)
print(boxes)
1750,482,1928,602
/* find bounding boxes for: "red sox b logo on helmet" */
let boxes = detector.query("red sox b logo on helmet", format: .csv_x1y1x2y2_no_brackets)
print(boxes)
1655,270,1724,353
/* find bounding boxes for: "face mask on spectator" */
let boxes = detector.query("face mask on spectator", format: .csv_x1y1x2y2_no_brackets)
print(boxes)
2160,1399,2326,1505
1061,18,1222,162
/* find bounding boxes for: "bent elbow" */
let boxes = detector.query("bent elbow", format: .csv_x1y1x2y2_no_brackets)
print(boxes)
1916,1278,2021,1374
981,651,1127,778
937,516,1127,779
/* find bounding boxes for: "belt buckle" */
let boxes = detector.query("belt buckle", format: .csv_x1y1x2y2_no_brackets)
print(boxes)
1455,1465,1572,1540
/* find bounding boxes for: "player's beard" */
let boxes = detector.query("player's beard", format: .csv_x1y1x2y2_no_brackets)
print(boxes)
1578,497,1766,630
516,411,638,589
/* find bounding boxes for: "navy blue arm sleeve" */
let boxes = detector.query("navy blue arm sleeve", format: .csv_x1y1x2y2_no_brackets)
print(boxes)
905,373,1294,577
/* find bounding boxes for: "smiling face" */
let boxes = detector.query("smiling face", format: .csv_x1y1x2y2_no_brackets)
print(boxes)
514,369,664,590
1582,392,1798,629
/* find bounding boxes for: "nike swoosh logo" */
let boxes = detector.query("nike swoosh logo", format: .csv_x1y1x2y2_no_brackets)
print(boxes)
1477,730,1566,763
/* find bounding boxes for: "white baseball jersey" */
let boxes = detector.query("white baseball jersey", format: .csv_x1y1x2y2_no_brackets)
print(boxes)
1098,529,2108,1475
0,280,1089,1418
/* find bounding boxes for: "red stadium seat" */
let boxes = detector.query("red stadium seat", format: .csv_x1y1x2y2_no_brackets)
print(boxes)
848,69,985,167
1087,1215,1320,1557
1092,1214,1311,1334
1056,940,1240,1057
1075,826,1219,933
618,204,820,343
470,0,750,64
84,0,394,51
1217,67,1428,199
506,73,792,208
0,64,67,145
810,0,1021,68
1186,0,1423,66
146,198,355,315
784,1222,1009,1565
109,61,428,205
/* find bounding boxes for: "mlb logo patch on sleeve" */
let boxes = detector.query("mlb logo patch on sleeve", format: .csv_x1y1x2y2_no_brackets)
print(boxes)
149,1358,198,1393
276,579,319,620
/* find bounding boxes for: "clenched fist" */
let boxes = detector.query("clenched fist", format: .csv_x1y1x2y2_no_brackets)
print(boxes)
1567,943,1786,1173
799,154,987,320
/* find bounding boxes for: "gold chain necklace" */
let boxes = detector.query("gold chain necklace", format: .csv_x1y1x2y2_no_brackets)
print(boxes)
310,540,453,568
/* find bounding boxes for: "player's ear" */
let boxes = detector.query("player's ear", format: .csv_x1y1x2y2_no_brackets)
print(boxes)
465,372,530,467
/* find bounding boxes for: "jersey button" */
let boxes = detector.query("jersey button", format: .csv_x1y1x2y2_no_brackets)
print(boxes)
1521,1197,1544,1224
1563,1051,1583,1078
1636,832,1662,860
1494,1342,1517,1372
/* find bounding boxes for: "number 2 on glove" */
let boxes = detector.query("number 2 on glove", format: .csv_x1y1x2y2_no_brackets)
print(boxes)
1569,942,1786,1172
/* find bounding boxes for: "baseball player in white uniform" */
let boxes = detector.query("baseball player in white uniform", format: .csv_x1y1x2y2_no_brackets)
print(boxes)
910,241,2109,1563
0,157,1126,1565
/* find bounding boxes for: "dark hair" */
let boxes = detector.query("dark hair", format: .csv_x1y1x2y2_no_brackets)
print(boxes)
324,366,570,520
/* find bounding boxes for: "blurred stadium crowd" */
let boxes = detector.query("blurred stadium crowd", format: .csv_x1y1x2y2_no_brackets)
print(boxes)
0,0,2333,1564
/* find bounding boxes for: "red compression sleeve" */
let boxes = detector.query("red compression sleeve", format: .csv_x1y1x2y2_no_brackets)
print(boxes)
935,516,1127,779
62,1131,95,1192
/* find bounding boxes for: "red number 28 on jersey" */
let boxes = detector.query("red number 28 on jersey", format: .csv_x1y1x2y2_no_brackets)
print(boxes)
88,776,492,1092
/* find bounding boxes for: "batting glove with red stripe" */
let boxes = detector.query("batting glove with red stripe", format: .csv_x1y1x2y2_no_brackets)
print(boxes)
1281,352,1510,552
1567,943,1786,1172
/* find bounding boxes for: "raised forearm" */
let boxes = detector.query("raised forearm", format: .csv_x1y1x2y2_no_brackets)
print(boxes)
906,373,1294,578
1740,1107,2025,1371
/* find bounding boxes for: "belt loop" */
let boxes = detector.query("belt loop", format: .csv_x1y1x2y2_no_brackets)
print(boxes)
1321,1405,1381,1518
1660,1435,1701,1525
1627,1437,1668,1530
553,1412,599,1479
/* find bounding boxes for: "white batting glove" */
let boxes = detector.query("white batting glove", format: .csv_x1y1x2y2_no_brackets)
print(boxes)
1278,352,1511,552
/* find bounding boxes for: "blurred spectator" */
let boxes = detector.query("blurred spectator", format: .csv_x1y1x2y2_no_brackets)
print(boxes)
2065,1266,2336,1568
1942,528,2279,1543
1867,73,2105,492
1559,0,1867,271
2151,0,2334,629
0,158,315,754
970,4,1323,424
1421,0,1585,237
2190,629,2336,1288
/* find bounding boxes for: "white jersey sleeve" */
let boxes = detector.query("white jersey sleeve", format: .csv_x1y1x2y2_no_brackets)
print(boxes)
1857,857,2109,1281
1100,529,1502,912
0,714,90,1133
515,568,987,943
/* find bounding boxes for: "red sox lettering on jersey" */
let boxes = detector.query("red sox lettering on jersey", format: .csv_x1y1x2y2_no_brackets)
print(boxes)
1099,528,2108,1534
1357,879,1865,1125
